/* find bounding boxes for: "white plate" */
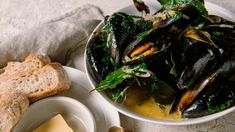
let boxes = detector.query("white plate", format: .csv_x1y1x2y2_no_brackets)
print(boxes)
15,66,120,131
61,66,120,131
85,0,235,125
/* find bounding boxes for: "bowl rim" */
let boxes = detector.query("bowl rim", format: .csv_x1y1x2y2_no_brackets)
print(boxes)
84,1,235,125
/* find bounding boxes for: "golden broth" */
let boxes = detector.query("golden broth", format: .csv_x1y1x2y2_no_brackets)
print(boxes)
123,87,182,120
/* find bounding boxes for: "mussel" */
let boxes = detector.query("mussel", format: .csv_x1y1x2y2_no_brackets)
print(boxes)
87,32,115,82
176,54,235,113
87,12,136,81
203,15,235,63
182,81,235,118
106,12,136,66
144,54,179,104
177,68,221,112
133,0,150,14
122,33,173,64
177,28,223,90
122,5,201,64
152,80,178,105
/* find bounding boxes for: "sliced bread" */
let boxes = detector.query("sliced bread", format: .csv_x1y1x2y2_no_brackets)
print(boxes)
1,54,51,76
0,63,70,102
0,92,29,132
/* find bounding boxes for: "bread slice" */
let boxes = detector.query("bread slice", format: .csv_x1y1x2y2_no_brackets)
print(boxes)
0,92,29,132
1,54,51,76
0,63,70,102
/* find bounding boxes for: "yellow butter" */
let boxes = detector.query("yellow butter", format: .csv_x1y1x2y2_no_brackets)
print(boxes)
33,114,73,132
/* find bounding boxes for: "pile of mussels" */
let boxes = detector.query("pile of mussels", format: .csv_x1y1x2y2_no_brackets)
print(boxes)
87,0,235,118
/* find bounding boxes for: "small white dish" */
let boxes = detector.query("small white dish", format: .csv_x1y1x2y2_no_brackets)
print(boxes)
13,96,96,132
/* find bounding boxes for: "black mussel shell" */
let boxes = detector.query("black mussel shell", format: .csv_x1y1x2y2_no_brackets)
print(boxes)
87,34,115,82
206,15,235,25
177,50,221,89
146,53,179,89
202,15,235,63
133,0,150,14
87,12,136,82
177,66,223,112
219,56,235,79
122,5,202,64
178,4,200,20
106,12,136,65
146,55,179,105
153,80,177,105
122,32,173,64
182,81,235,118
177,28,223,89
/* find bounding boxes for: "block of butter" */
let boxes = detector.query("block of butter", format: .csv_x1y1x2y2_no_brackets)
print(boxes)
33,114,73,132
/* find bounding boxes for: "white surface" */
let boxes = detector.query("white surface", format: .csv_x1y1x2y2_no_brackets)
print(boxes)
14,96,96,132
85,0,235,126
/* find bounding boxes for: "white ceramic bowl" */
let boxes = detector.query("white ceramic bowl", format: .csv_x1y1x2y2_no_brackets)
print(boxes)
85,0,235,125
13,96,96,132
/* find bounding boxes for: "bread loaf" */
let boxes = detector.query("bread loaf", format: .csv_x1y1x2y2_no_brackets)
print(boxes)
0,92,29,132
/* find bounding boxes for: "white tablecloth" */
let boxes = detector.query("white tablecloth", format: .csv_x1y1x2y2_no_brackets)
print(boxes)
0,0,235,132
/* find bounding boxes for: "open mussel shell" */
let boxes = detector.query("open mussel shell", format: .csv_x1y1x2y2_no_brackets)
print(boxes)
122,32,173,64
180,28,219,53
177,55,235,113
177,27,223,90
177,66,222,112
202,15,235,63
122,4,202,64
177,49,221,90
205,15,235,25
182,81,235,118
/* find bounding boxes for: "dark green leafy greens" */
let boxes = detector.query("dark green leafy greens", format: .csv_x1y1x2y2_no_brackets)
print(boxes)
96,67,133,91
135,19,153,33
96,63,159,101
96,63,149,91
157,0,208,16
